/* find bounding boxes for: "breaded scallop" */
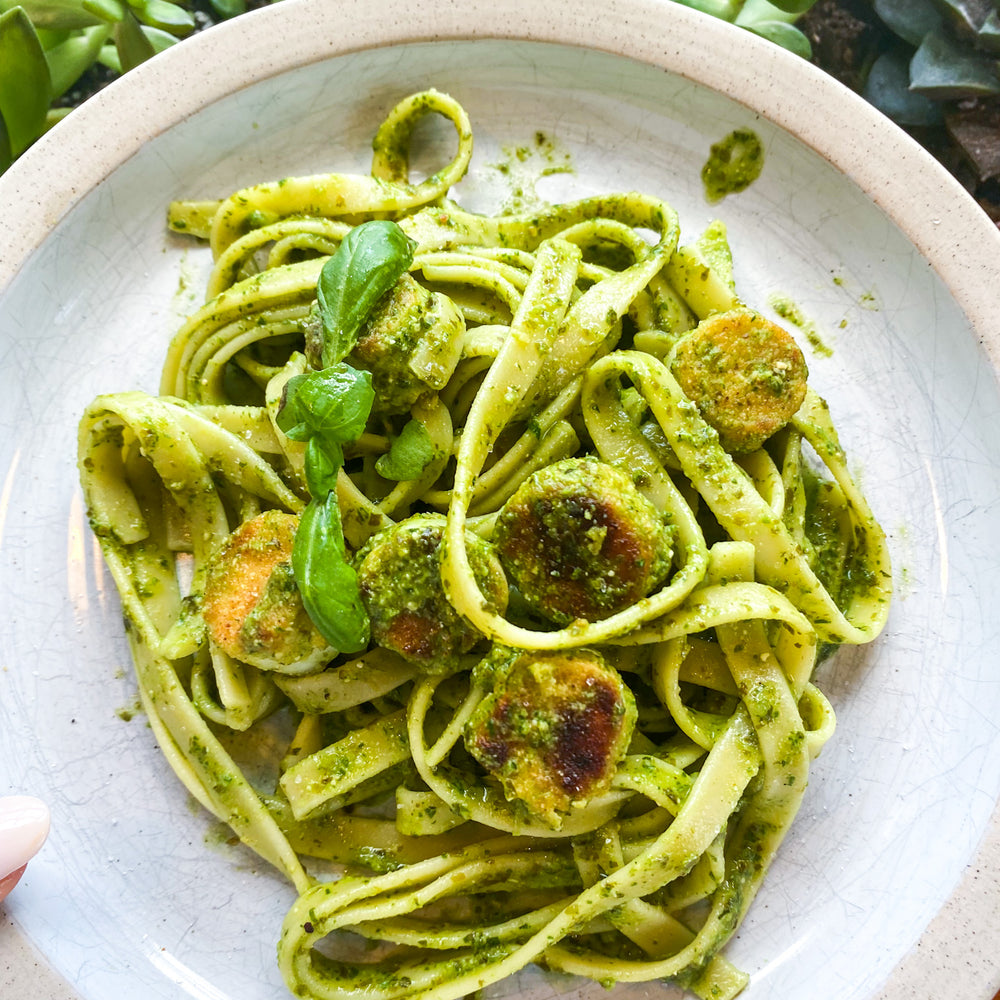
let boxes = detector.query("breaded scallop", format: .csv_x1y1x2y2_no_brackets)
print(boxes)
465,648,636,828
669,308,808,453
493,457,673,625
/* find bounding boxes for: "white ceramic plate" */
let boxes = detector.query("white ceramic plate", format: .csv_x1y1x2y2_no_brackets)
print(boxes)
2,2,999,999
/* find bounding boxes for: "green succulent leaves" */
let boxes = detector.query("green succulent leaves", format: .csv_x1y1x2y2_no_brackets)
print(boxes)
0,6,51,167
669,0,816,58
375,419,439,481
910,28,1000,98
0,0,241,172
869,0,1000,118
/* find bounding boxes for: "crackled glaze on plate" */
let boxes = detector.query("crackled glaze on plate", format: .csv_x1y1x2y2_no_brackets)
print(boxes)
1,2,999,1000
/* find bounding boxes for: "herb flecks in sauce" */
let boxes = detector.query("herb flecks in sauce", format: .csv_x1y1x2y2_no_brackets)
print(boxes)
769,293,833,358
488,131,574,215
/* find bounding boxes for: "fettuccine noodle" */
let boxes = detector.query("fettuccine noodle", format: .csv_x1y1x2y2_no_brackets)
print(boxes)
78,89,891,1000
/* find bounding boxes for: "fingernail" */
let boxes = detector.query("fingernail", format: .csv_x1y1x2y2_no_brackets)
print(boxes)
0,796,51,880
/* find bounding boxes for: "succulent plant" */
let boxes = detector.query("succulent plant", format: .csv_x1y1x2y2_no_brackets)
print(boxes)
863,0,1000,126
672,0,821,58
795,0,999,222
0,0,249,171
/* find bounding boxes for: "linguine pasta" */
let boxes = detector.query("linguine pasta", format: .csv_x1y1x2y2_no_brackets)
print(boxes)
78,89,891,1000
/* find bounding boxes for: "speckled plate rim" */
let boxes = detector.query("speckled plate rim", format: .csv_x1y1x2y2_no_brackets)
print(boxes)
1,1,998,998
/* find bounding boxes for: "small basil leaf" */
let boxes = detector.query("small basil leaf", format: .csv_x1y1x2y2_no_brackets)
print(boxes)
375,419,439,481
292,493,370,653
317,219,416,367
934,0,994,35
277,363,374,444
303,436,342,498
874,0,943,47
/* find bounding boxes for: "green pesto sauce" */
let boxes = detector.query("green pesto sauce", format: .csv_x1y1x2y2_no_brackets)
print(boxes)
488,131,574,215
114,698,143,722
768,292,833,358
701,128,764,203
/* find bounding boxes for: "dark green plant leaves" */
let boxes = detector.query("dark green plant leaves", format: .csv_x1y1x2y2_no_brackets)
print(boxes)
910,28,1000,98
302,436,342,499
873,0,943,47
934,0,995,36
375,419,439,481
0,7,51,166
863,48,945,126
292,491,370,654
978,10,1000,53
277,362,375,652
316,219,416,368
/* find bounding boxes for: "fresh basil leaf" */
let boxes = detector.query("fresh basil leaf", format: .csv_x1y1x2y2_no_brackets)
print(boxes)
292,492,370,653
316,219,416,367
277,363,374,444
375,419,439,481
0,7,52,160
303,436,342,498
276,357,375,652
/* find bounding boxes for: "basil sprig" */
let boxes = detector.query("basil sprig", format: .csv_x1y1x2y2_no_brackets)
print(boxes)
276,219,415,653
277,364,374,653
375,418,440,481
315,218,416,367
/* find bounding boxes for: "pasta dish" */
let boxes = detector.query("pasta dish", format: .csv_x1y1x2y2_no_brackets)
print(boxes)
77,89,891,1000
